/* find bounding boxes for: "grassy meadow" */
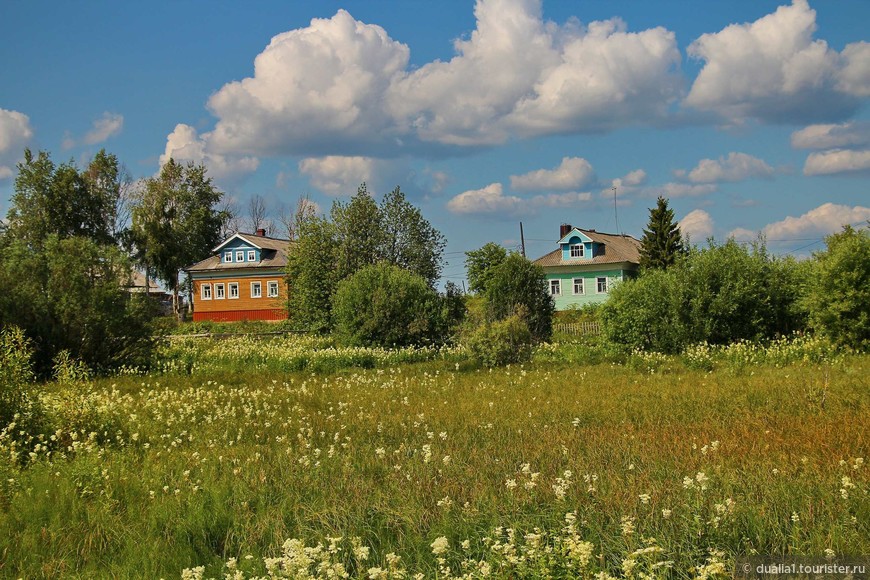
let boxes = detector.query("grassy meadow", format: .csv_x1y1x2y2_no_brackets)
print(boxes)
0,337,867,578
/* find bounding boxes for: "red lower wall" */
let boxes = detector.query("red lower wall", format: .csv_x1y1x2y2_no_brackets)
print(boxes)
192,309,287,322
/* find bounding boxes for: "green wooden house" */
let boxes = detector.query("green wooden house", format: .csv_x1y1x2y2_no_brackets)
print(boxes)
532,224,641,310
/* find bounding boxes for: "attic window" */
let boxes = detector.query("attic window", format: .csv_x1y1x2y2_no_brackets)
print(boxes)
236,250,245,262
247,250,256,262
570,243,584,258
224,251,233,263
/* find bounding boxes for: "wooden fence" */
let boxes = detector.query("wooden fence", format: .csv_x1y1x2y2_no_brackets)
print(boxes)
554,322,601,336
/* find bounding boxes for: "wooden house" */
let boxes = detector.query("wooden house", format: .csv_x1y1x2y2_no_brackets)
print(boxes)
532,224,641,310
185,229,290,322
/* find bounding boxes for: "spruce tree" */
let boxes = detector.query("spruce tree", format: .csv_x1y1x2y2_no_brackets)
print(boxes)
639,196,684,270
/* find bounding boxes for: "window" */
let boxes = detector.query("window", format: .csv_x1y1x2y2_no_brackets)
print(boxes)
570,243,584,258
228,282,239,299
236,250,245,262
224,251,233,263
573,278,584,295
549,279,561,296
201,284,212,300
247,250,256,262
215,283,225,299
251,281,262,298
268,280,279,298
597,277,608,294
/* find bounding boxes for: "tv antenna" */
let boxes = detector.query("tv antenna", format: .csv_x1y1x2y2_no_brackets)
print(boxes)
612,186,621,235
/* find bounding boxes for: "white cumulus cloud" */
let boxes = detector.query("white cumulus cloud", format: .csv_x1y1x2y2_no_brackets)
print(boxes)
208,9,409,157
686,152,775,183
83,112,124,145
727,227,757,242
446,183,525,218
761,203,870,239
0,108,33,181
803,149,870,175
510,157,595,191
192,0,681,157
661,182,717,198
160,124,259,182
298,156,387,197
686,0,864,124
530,191,593,208
679,209,714,240
791,121,870,149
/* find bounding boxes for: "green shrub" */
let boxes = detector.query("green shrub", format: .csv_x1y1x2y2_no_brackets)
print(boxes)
332,263,444,347
601,239,807,353
484,253,554,342
0,326,37,429
804,226,870,350
465,310,533,367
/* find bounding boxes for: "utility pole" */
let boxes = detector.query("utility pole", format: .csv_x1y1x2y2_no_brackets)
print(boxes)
519,222,526,258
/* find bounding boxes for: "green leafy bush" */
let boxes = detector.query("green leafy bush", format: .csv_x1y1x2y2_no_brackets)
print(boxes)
332,263,445,347
804,226,870,350
0,326,37,429
601,240,807,353
484,253,554,343
465,310,533,367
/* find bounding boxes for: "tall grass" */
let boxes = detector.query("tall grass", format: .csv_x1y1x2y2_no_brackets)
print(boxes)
0,350,866,578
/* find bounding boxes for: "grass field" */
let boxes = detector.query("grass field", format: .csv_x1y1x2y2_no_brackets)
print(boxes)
0,342,867,578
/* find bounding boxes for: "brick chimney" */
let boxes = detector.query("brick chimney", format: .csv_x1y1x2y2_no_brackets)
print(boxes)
256,228,266,237
559,223,572,238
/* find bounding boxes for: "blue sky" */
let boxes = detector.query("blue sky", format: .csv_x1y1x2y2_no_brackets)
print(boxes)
1,0,868,285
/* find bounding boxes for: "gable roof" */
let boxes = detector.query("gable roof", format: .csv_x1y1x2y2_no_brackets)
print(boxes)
533,228,641,267
187,232,292,272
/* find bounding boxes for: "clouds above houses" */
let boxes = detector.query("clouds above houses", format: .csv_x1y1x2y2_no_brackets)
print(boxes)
0,108,33,181
62,112,125,150
509,157,595,191
679,209,714,241
791,121,870,176
152,0,868,198
685,0,869,124
752,203,870,240
803,149,870,176
168,0,683,167
160,124,259,182
683,152,775,183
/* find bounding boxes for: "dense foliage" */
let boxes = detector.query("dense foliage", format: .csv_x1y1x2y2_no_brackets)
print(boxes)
805,225,870,349
465,309,534,366
601,239,806,353
0,235,156,375
128,158,230,316
464,242,507,294
6,149,126,248
286,184,446,333
0,327,38,430
638,196,684,270
483,253,554,343
332,263,456,347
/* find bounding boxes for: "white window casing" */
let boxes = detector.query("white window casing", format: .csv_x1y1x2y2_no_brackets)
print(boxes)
228,282,239,299
570,243,584,258
247,250,256,262
224,251,233,263
236,250,245,262
201,284,212,300
251,281,262,298
550,279,561,296
596,277,608,294
573,278,584,295
215,283,225,299
268,280,279,298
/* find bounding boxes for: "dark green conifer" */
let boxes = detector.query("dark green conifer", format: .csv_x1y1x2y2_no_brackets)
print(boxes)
639,196,684,270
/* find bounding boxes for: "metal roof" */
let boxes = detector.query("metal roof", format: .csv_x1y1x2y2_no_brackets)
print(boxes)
533,228,641,267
